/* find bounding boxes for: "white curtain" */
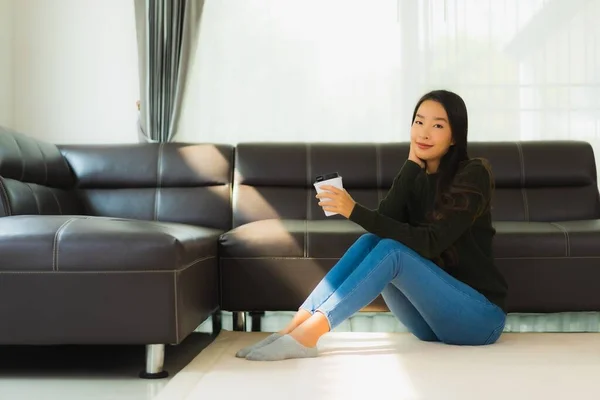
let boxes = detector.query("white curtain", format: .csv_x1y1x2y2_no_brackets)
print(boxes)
176,0,600,158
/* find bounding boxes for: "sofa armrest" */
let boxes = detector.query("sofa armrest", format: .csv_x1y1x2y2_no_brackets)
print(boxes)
0,127,83,216
0,126,75,187
0,176,84,217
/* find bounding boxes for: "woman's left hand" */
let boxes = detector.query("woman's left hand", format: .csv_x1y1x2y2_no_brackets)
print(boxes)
316,185,356,218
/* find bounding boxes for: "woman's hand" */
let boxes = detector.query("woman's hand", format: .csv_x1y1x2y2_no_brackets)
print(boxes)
409,142,426,168
316,185,356,218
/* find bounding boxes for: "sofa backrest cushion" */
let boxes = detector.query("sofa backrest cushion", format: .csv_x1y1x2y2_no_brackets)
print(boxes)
60,143,234,230
470,141,599,221
232,141,600,227
0,127,83,217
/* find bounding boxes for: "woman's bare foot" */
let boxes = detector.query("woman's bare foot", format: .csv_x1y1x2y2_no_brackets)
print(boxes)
288,311,331,348
278,308,312,335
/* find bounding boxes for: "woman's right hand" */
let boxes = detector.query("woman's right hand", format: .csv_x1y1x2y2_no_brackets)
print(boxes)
409,142,426,168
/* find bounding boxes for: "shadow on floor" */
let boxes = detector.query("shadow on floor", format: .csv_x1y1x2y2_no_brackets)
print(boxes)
0,332,216,379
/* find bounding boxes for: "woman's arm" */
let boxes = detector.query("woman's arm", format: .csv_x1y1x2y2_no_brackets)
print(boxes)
377,160,422,221
350,162,490,259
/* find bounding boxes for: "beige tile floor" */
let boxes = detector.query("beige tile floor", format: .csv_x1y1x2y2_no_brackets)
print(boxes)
158,330,600,400
3,312,600,400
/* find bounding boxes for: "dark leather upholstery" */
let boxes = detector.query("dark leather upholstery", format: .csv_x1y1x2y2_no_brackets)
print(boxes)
232,141,600,224
0,127,84,217
0,127,233,346
0,215,220,271
59,143,233,230
221,141,600,313
3,123,600,348
0,176,84,217
0,127,75,187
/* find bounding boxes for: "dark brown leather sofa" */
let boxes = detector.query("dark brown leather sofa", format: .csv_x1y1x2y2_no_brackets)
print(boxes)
2,126,600,378
0,127,232,378
222,141,600,328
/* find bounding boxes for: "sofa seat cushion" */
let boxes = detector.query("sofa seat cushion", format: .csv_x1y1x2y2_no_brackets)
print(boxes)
493,222,568,258
221,219,600,261
492,221,600,258
0,215,222,272
219,219,367,258
536,220,600,257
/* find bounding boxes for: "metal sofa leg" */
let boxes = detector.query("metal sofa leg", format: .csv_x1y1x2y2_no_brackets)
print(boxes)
250,311,264,332
139,344,169,379
232,311,246,331
212,310,222,336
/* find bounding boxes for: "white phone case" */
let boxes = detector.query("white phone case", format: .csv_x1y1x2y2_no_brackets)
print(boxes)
314,176,344,217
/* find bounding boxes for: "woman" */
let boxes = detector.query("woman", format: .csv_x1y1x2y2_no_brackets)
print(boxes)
237,90,509,361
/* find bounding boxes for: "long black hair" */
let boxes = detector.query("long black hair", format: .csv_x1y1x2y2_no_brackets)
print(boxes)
412,90,493,266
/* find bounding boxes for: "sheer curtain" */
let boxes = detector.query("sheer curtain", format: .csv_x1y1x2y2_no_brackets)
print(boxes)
176,0,600,158
185,0,600,333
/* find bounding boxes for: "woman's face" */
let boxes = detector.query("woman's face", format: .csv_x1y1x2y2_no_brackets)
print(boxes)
410,100,454,170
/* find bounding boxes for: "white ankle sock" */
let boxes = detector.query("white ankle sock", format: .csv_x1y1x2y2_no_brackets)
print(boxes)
245,334,318,361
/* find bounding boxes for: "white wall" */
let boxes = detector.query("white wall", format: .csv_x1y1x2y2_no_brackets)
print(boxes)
0,0,14,128
12,0,139,144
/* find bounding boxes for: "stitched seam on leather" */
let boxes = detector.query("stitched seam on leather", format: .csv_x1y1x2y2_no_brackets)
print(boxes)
0,255,215,274
306,143,312,220
26,183,41,214
229,147,235,229
154,143,164,221
174,271,179,343
220,255,600,260
516,142,529,221
0,177,12,216
232,181,239,228
10,254,600,274
221,257,353,260
516,142,525,187
304,220,308,258
35,140,48,186
53,218,77,271
376,143,382,203
550,222,571,257
494,256,600,260
305,197,310,257
12,135,25,181
179,254,214,270
48,188,63,215
305,143,311,257
522,188,530,221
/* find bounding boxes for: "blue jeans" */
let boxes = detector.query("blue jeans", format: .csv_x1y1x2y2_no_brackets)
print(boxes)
300,233,506,345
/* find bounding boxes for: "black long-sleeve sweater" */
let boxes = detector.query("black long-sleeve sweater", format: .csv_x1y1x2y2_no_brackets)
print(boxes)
349,159,508,312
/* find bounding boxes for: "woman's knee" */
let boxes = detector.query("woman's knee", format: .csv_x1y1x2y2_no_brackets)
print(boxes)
377,238,412,253
357,235,410,253
357,232,381,244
